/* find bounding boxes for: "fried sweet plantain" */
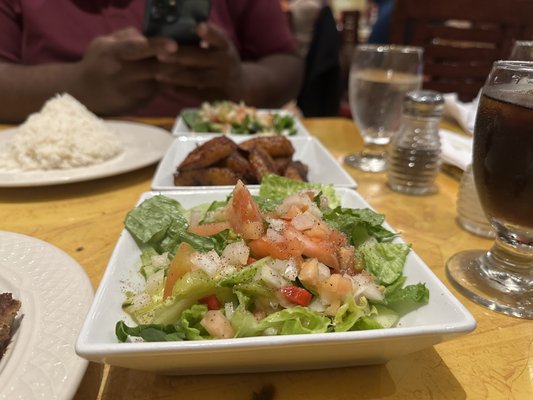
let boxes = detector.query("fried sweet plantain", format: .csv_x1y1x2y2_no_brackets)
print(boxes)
238,136,295,157
248,146,278,182
178,136,237,171
283,163,305,181
174,167,241,186
174,135,308,186
273,156,292,175
219,150,255,182
285,160,309,181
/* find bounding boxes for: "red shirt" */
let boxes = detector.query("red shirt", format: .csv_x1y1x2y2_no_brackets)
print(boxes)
0,0,297,117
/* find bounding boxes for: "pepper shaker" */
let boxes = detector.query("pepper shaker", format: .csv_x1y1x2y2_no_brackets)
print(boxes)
387,90,444,195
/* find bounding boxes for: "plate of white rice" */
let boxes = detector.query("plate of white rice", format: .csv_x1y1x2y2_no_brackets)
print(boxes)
0,94,172,187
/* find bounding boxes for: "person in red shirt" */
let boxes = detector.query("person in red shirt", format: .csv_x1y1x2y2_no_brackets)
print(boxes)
0,0,303,122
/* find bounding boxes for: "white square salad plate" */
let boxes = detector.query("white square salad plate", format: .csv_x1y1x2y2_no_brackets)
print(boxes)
171,108,310,137
151,136,357,191
76,188,476,375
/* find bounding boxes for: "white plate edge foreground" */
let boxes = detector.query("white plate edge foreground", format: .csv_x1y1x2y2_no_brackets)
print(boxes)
0,120,173,187
76,188,475,374
151,135,357,191
0,231,94,400
171,108,310,137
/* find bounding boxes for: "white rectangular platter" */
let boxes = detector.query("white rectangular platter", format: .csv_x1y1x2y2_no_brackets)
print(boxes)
151,136,357,191
171,108,310,137
76,188,476,375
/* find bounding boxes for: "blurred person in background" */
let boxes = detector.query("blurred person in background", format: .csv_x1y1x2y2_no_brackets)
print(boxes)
0,0,303,123
367,0,394,44
285,0,324,59
294,0,342,117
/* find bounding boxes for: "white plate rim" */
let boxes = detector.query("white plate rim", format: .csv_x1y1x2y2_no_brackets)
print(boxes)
0,120,172,187
0,231,94,399
76,187,476,374
151,135,357,191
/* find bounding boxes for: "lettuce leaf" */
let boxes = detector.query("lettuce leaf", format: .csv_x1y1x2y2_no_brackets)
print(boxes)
125,195,185,245
178,304,210,340
273,114,298,136
229,291,264,338
382,277,429,314
116,304,210,342
333,296,367,332
116,320,186,342
258,306,331,335
322,206,396,244
125,195,238,256
259,174,339,208
159,226,238,256
181,109,212,132
360,242,411,286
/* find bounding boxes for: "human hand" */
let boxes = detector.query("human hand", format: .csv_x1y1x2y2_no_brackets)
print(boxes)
153,23,246,102
74,28,177,115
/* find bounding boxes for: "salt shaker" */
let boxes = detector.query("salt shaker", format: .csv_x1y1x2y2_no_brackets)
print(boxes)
387,90,444,195
456,163,495,238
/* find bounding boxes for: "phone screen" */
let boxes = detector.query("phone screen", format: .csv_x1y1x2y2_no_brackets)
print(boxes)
144,0,212,44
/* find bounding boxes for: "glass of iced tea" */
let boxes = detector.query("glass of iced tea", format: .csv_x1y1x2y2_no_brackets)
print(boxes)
446,61,533,319
344,45,423,172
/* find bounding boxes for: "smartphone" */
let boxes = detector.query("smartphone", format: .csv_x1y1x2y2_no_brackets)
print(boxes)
144,0,212,45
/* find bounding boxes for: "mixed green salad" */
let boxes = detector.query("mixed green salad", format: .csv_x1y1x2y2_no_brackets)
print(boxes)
181,101,298,135
116,175,429,342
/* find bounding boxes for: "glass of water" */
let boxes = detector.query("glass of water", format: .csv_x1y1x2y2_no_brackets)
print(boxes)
344,45,424,172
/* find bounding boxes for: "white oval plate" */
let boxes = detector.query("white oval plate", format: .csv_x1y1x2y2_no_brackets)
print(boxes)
0,231,94,399
0,120,172,187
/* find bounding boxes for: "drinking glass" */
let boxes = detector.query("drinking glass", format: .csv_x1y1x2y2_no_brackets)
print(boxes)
344,45,423,172
454,40,533,239
446,61,533,319
509,40,533,61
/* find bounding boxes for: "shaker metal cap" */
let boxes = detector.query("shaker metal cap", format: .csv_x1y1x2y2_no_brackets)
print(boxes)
403,90,444,117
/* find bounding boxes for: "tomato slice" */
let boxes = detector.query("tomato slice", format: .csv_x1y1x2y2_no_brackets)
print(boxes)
284,225,341,270
163,242,196,299
280,286,313,306
199,294,221,310
227,181,264,240
248,235,304,260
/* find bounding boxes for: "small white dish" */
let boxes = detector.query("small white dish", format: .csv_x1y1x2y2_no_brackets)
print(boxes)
151,135,357,190
0,120,173,187
171,108,310,137
76,188,476,375
0,231,94,399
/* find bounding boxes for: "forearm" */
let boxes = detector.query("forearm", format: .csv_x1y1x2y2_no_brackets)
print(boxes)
0,62,82,123
240,53,304,108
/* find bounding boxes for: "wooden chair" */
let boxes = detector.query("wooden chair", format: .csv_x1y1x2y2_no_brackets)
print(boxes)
389,0,533,101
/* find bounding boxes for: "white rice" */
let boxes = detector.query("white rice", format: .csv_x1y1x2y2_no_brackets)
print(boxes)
0,93,123,171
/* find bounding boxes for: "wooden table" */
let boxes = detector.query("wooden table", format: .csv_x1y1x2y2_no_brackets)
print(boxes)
0,118,531,400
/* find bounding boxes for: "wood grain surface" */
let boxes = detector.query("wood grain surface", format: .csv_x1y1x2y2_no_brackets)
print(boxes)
0,117,530,400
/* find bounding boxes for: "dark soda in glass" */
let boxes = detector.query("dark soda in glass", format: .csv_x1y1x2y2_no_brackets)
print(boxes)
473,87,533,231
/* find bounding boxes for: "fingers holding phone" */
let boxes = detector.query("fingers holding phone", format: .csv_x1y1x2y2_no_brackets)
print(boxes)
153,24,244,102
75,28,166,115
144,0,212,45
